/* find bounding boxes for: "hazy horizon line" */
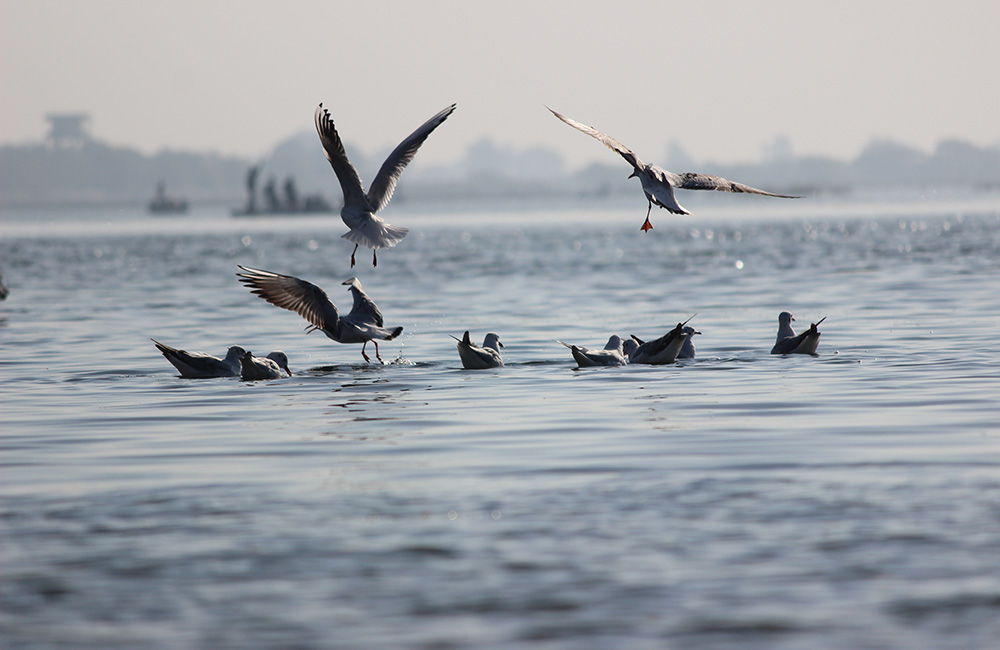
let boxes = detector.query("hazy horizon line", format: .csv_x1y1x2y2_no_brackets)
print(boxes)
6,126,1000,171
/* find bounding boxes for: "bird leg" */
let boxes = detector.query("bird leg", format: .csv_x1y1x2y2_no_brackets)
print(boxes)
640,200,654,232
373,249,378,267
373,340,383,362
351,243,359,268
360,341,371,363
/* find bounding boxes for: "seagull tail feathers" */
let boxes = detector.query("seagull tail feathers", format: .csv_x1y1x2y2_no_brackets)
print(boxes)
341,220,409,250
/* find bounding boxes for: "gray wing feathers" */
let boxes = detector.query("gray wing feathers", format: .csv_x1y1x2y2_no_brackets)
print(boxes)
367,104,457,213
454,331,502,369
347,287,384,326
674,172,800,198
236,265,340,332
772,331,811,354
547,108,799,201
152,339,240,377
314,104,369,209
547,107,645,171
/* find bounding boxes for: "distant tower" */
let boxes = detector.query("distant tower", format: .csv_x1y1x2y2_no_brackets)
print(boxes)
762,134,793,162
46,113,91,148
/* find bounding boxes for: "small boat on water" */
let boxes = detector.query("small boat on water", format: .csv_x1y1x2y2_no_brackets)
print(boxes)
148,182,189,214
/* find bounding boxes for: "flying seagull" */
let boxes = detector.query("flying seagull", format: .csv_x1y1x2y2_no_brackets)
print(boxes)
236,265,402,363
152,339,285,378
771,312,825,355
239,350,291,380
547,107,799,231
556,335,628,367
315,102,457,267
452,331,504,369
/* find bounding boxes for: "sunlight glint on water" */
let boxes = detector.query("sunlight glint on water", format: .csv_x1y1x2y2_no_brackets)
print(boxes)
2,196,1000,649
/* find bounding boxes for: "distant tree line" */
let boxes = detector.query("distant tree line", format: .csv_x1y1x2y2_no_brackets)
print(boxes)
2,132,998,208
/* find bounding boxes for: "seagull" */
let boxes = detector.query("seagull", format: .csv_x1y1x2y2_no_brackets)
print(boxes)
452,331,504,369
771,312,825,355
625,319,693,365
547,107,800,231
315,102,457,267
236,265,402,363
678,326,701,359
151,339,283,378
342,277,384,327
556,335,627,367
239,350,290,380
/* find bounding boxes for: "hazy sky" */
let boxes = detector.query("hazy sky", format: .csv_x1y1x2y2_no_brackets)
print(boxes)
3,0,998,168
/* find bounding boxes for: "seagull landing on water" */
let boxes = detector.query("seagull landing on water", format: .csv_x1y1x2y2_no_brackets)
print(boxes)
771,312,825,355
314,102,457,268
547,107,800,232
236,266,402,363
452,331,504,369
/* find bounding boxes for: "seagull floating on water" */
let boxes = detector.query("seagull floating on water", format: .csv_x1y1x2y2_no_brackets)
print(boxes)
315,102,457,267
547,107,800,231
452,331,504,369
237,266,402,363
152,339,286,378
771,312,825,355
625,319,695,365
557,335,628,367
239,350,291,380
677,326,701,359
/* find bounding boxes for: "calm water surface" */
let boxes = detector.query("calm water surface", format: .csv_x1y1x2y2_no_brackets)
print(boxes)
2,193,1000,649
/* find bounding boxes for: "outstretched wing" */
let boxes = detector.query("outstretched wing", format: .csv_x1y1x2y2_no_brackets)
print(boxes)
314,104,369,209
367,104,457,213
547,107,645,171
346,284,384,327
673,172,800,198
237,265,339,331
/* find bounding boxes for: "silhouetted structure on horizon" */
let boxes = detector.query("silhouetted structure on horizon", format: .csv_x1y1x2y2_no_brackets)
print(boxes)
46,113,91,149
232,167,333,216
148,182,189,214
